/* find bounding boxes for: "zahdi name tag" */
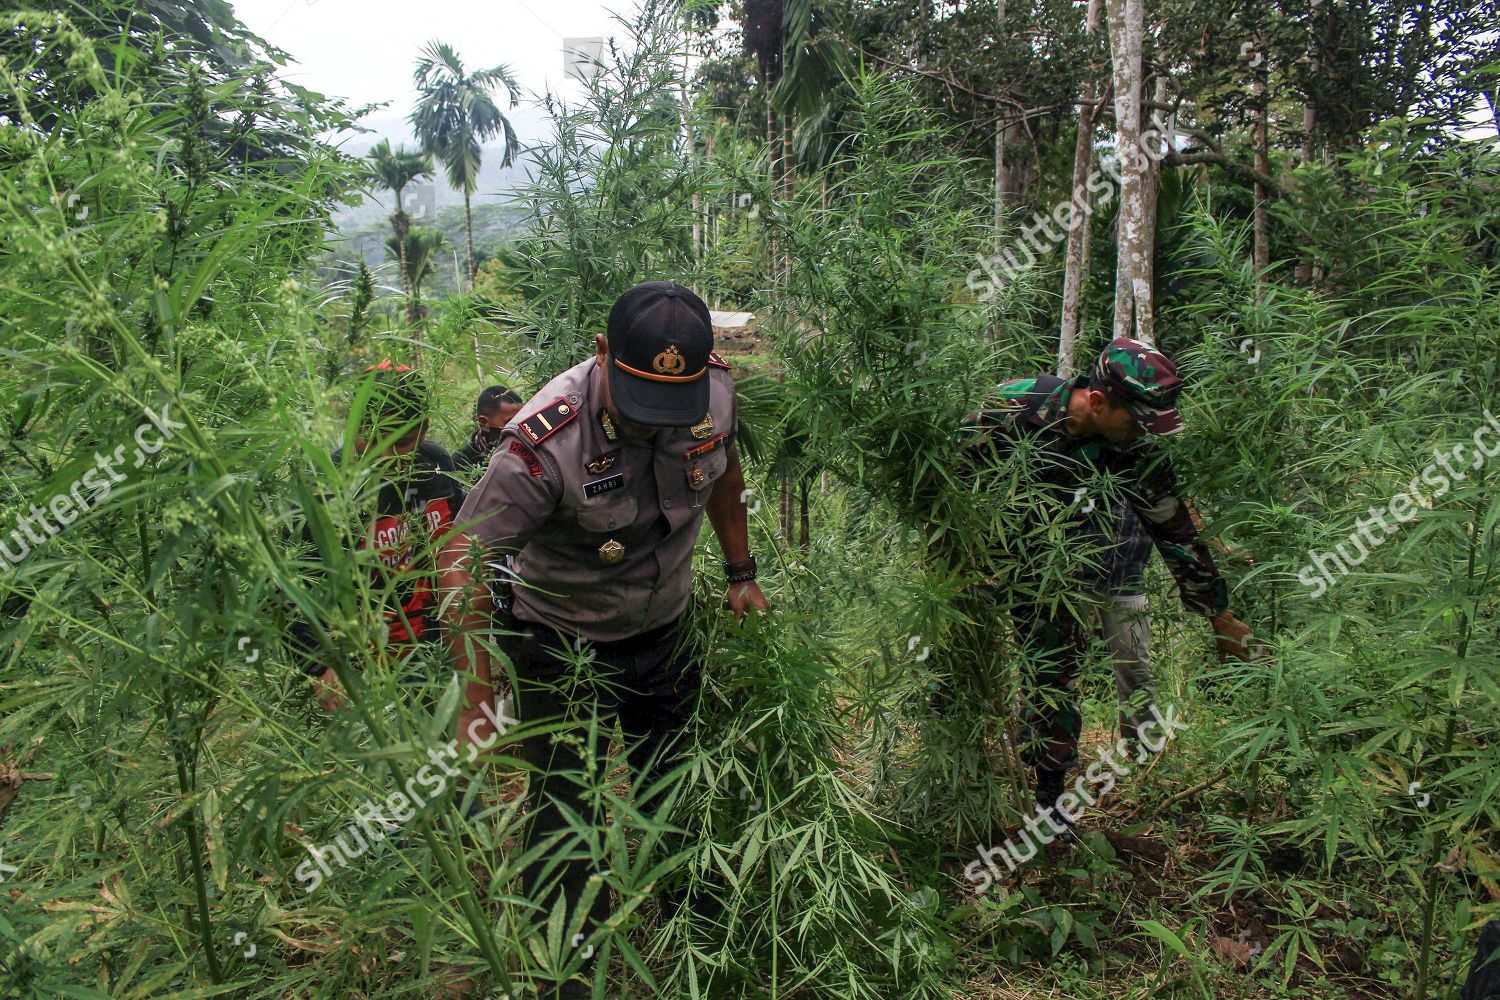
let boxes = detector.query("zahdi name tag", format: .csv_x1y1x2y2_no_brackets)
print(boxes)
583,474,626,499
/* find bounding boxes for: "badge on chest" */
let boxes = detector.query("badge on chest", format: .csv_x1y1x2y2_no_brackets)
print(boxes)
585,450,619,475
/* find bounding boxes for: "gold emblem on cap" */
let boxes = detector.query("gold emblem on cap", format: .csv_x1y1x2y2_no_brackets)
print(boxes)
653,344,687,376
598,539,625,564
689,467,707,488
586,454,616,474
690,412,714,440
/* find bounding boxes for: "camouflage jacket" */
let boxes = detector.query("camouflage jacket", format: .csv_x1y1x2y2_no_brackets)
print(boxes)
957,374,1228,616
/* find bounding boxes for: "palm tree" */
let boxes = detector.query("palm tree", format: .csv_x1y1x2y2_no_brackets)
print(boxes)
384,228,447,325
409,41,520,286
366,139,433,323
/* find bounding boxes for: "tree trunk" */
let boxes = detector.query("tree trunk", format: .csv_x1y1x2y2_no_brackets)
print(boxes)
463,190,475,289
993,2,1006,248
703,131,716,261
1059,0,1104,376
798,476,810,554
1252,28,1271,303
393,215,414,320
390,187,416,328
781,118,793,270
1141,73,1167,319
709,132,720,267
1105,0,1152,344
684,34,701,263
780,118,798,547
993,121,1005,246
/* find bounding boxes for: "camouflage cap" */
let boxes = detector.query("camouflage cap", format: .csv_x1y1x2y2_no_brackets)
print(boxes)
1090,337,1184,435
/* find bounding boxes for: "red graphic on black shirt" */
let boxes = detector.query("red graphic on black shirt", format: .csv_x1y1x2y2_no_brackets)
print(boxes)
366,496,455,643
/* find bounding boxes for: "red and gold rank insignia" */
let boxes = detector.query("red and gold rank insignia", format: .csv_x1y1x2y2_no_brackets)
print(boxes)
520,396,580,444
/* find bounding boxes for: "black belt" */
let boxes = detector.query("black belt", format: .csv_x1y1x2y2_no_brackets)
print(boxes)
504,610,683,658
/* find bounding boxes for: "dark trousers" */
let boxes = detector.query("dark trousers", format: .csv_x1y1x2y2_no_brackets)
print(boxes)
498,611,702,945
1011,597,1088,775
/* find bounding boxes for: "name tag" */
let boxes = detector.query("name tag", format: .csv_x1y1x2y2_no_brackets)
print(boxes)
583,474,625,499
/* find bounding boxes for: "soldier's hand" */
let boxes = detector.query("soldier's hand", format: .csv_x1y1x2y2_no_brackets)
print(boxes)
312,668,345,713
1210,611,1263,663
724,581,770,619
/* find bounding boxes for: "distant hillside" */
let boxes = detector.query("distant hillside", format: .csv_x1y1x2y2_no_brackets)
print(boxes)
323,200,531,298
331,147,539,235
323,111,548,295
330,109,548,230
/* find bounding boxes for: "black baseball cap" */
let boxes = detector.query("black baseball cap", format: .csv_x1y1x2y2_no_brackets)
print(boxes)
605,280,713,427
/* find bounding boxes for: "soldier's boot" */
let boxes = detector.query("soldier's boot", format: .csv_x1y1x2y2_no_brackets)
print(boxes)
1033,767,1079,846
1034,767,1065,811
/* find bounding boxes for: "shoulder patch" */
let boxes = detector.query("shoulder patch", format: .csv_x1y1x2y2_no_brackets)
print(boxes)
519,396,580,445
706,352,731,370
508,439,543,476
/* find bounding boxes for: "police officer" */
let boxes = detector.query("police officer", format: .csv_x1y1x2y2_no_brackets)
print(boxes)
438,280,767,997
958,337,1256,825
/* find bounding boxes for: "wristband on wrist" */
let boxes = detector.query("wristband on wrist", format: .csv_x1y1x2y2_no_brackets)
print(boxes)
724,554,757,584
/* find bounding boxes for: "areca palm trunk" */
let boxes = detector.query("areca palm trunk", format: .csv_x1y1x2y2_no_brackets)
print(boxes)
392,192,415,322
463,190,475,285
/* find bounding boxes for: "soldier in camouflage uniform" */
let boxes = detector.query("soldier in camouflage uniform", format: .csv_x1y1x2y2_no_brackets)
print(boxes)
1080,502,1158,745
957,337,1255,820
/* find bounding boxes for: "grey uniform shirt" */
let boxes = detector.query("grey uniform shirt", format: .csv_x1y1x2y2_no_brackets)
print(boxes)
454,356,739,642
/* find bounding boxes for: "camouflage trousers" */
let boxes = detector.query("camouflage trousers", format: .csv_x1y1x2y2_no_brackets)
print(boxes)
1013,592,1155,774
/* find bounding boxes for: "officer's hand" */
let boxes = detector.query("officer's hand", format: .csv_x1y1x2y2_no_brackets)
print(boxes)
1210,611,1262,663
312,669,345,713
457,702,497,757
724,581,770,619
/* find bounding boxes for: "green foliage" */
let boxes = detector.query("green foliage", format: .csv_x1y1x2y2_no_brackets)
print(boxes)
3,0,1498,998
497,2,713,385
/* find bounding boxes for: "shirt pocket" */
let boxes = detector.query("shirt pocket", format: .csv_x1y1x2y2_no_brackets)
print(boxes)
576,496,640,533
685,447,729,506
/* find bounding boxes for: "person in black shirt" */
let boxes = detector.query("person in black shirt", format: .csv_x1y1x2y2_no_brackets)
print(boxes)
451,385,523,476
289,362,466,712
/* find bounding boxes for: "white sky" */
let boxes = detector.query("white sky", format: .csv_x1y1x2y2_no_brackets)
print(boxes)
230,0,639,143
